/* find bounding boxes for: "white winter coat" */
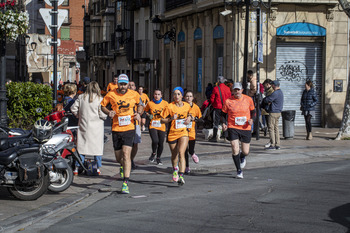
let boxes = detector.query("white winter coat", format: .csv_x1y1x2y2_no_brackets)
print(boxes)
71,93,107,156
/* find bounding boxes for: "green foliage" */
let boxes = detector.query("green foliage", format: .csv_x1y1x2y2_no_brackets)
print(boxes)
6,82,53,129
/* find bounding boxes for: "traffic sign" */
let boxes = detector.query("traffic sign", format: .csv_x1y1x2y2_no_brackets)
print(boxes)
39,8,68,36
44,0,65,7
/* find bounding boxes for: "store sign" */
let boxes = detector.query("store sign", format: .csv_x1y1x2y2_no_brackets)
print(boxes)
277,22,326,37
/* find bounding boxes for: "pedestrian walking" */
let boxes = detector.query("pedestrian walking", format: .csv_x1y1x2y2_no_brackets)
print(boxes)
106,74,118,92
138,86,150,131
101,74,143,194
222,82,255,179
62,83,78,126
261,79,274,141
209,76,231,142
300,80,318,140
71,81,107,175
263,80,284,150
144,89,169,165
184,90,201,173
161,87,195,185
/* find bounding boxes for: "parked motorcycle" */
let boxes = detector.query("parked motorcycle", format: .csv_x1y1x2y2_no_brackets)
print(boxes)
0,126,50,200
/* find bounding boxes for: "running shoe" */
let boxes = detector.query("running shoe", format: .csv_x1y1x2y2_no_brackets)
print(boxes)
120,166,124,179
240,157,246,169
178,176,185,186
275,146,281,150
236,171,243,179
266,145,276,150
185,167,191,174
73,167,78,176
97,168,101,175
264,142,271,148
156,158,163,165
172,170,179,182
121,182,129,194
149,153,156,162
191,154,199,163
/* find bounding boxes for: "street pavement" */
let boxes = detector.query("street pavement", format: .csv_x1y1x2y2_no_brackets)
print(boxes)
0,125,349,232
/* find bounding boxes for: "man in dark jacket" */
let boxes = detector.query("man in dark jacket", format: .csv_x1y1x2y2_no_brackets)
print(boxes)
209,76,231,142
263,80,284,150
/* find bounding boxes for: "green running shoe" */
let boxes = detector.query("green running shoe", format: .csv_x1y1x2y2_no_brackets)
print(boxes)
121,182,129,194
120,166,124,179
172,170,179,182
178,176,185,186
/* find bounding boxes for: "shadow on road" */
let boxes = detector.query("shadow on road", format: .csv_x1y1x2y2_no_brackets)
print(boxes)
328,203,350,233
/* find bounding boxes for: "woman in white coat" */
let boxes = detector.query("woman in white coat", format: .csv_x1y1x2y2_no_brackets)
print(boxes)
71,81,107,175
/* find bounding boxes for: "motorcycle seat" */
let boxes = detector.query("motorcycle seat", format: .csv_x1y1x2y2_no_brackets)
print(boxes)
0,147,17,165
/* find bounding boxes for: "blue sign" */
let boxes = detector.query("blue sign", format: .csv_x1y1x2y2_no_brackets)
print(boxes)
194,28,202,40
277,22,326,37
197,58,202,93
178,31,185,42
213,25,224,39
257,41,263,63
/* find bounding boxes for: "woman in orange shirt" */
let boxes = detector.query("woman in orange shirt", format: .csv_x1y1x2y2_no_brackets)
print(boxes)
184,90,202,173
144,89,168,165
161,87,194,185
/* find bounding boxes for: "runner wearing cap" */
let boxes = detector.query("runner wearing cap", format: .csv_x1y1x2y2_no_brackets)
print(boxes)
222,82,256,179
161,87,195,185
101,74,143,194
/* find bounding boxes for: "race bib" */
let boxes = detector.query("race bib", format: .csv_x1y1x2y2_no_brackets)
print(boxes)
186,122,193,129
118,115,131,126
235,116,247,126
175,119,187,129
151,120,162,128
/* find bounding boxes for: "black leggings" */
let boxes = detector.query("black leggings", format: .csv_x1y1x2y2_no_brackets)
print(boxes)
304,114,312,133
149,128,166,158
185,140,196,167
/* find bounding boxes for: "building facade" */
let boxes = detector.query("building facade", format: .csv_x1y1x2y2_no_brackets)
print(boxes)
152,0,348,127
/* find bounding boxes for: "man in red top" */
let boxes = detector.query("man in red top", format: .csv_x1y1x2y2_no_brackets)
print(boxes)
209,76,231,142
222,82,256,179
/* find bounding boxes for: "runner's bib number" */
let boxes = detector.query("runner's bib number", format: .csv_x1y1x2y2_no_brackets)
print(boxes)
235,116,247,126
151,120,162,128
118,115,131,126
175,119,186,129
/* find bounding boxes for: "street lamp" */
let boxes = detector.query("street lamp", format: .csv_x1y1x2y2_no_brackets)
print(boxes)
116,25,131,46
152,15,176,46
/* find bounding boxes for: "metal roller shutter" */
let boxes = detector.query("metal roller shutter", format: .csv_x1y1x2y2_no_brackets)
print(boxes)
276,42,322,126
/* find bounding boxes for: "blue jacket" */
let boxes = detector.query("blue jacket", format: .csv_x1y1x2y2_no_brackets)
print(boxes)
264,89,284,113
300,88,317,111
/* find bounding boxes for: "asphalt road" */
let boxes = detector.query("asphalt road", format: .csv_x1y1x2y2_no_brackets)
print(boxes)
21,160,350,233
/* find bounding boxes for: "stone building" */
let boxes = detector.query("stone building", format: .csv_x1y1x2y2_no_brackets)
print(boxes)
152,0,348,127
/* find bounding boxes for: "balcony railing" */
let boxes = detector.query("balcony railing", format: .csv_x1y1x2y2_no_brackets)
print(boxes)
135,39,150,60
166,0,193,11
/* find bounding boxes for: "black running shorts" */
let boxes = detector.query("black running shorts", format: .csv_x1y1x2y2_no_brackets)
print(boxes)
112,130,135,150
227,128,251,143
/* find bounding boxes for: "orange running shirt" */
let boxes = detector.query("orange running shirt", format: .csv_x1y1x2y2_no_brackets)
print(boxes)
161,102,195,142
140,93,150,106
107,82,118,92
222,94,255,131
101,89,140,132
144,100,169,132
188,103,202,140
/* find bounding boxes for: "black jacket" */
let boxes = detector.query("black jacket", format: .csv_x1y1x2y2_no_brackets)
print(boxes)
300,88,317,111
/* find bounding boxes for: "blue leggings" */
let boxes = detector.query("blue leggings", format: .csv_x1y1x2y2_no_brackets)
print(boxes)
76,155,102,168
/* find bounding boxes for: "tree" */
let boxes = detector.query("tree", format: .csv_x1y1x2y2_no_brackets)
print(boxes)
336,0,350,139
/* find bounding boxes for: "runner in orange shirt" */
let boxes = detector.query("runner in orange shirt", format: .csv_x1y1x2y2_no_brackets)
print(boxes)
138,86,150,131
106,74,119,92
184,90,202,173
144,89,168,165
222,82,256,179
161,87,195,185
101,74,143,194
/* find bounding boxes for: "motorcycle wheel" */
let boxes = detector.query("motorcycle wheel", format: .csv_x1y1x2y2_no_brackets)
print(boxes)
8,171,50,201
48,165,74,192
